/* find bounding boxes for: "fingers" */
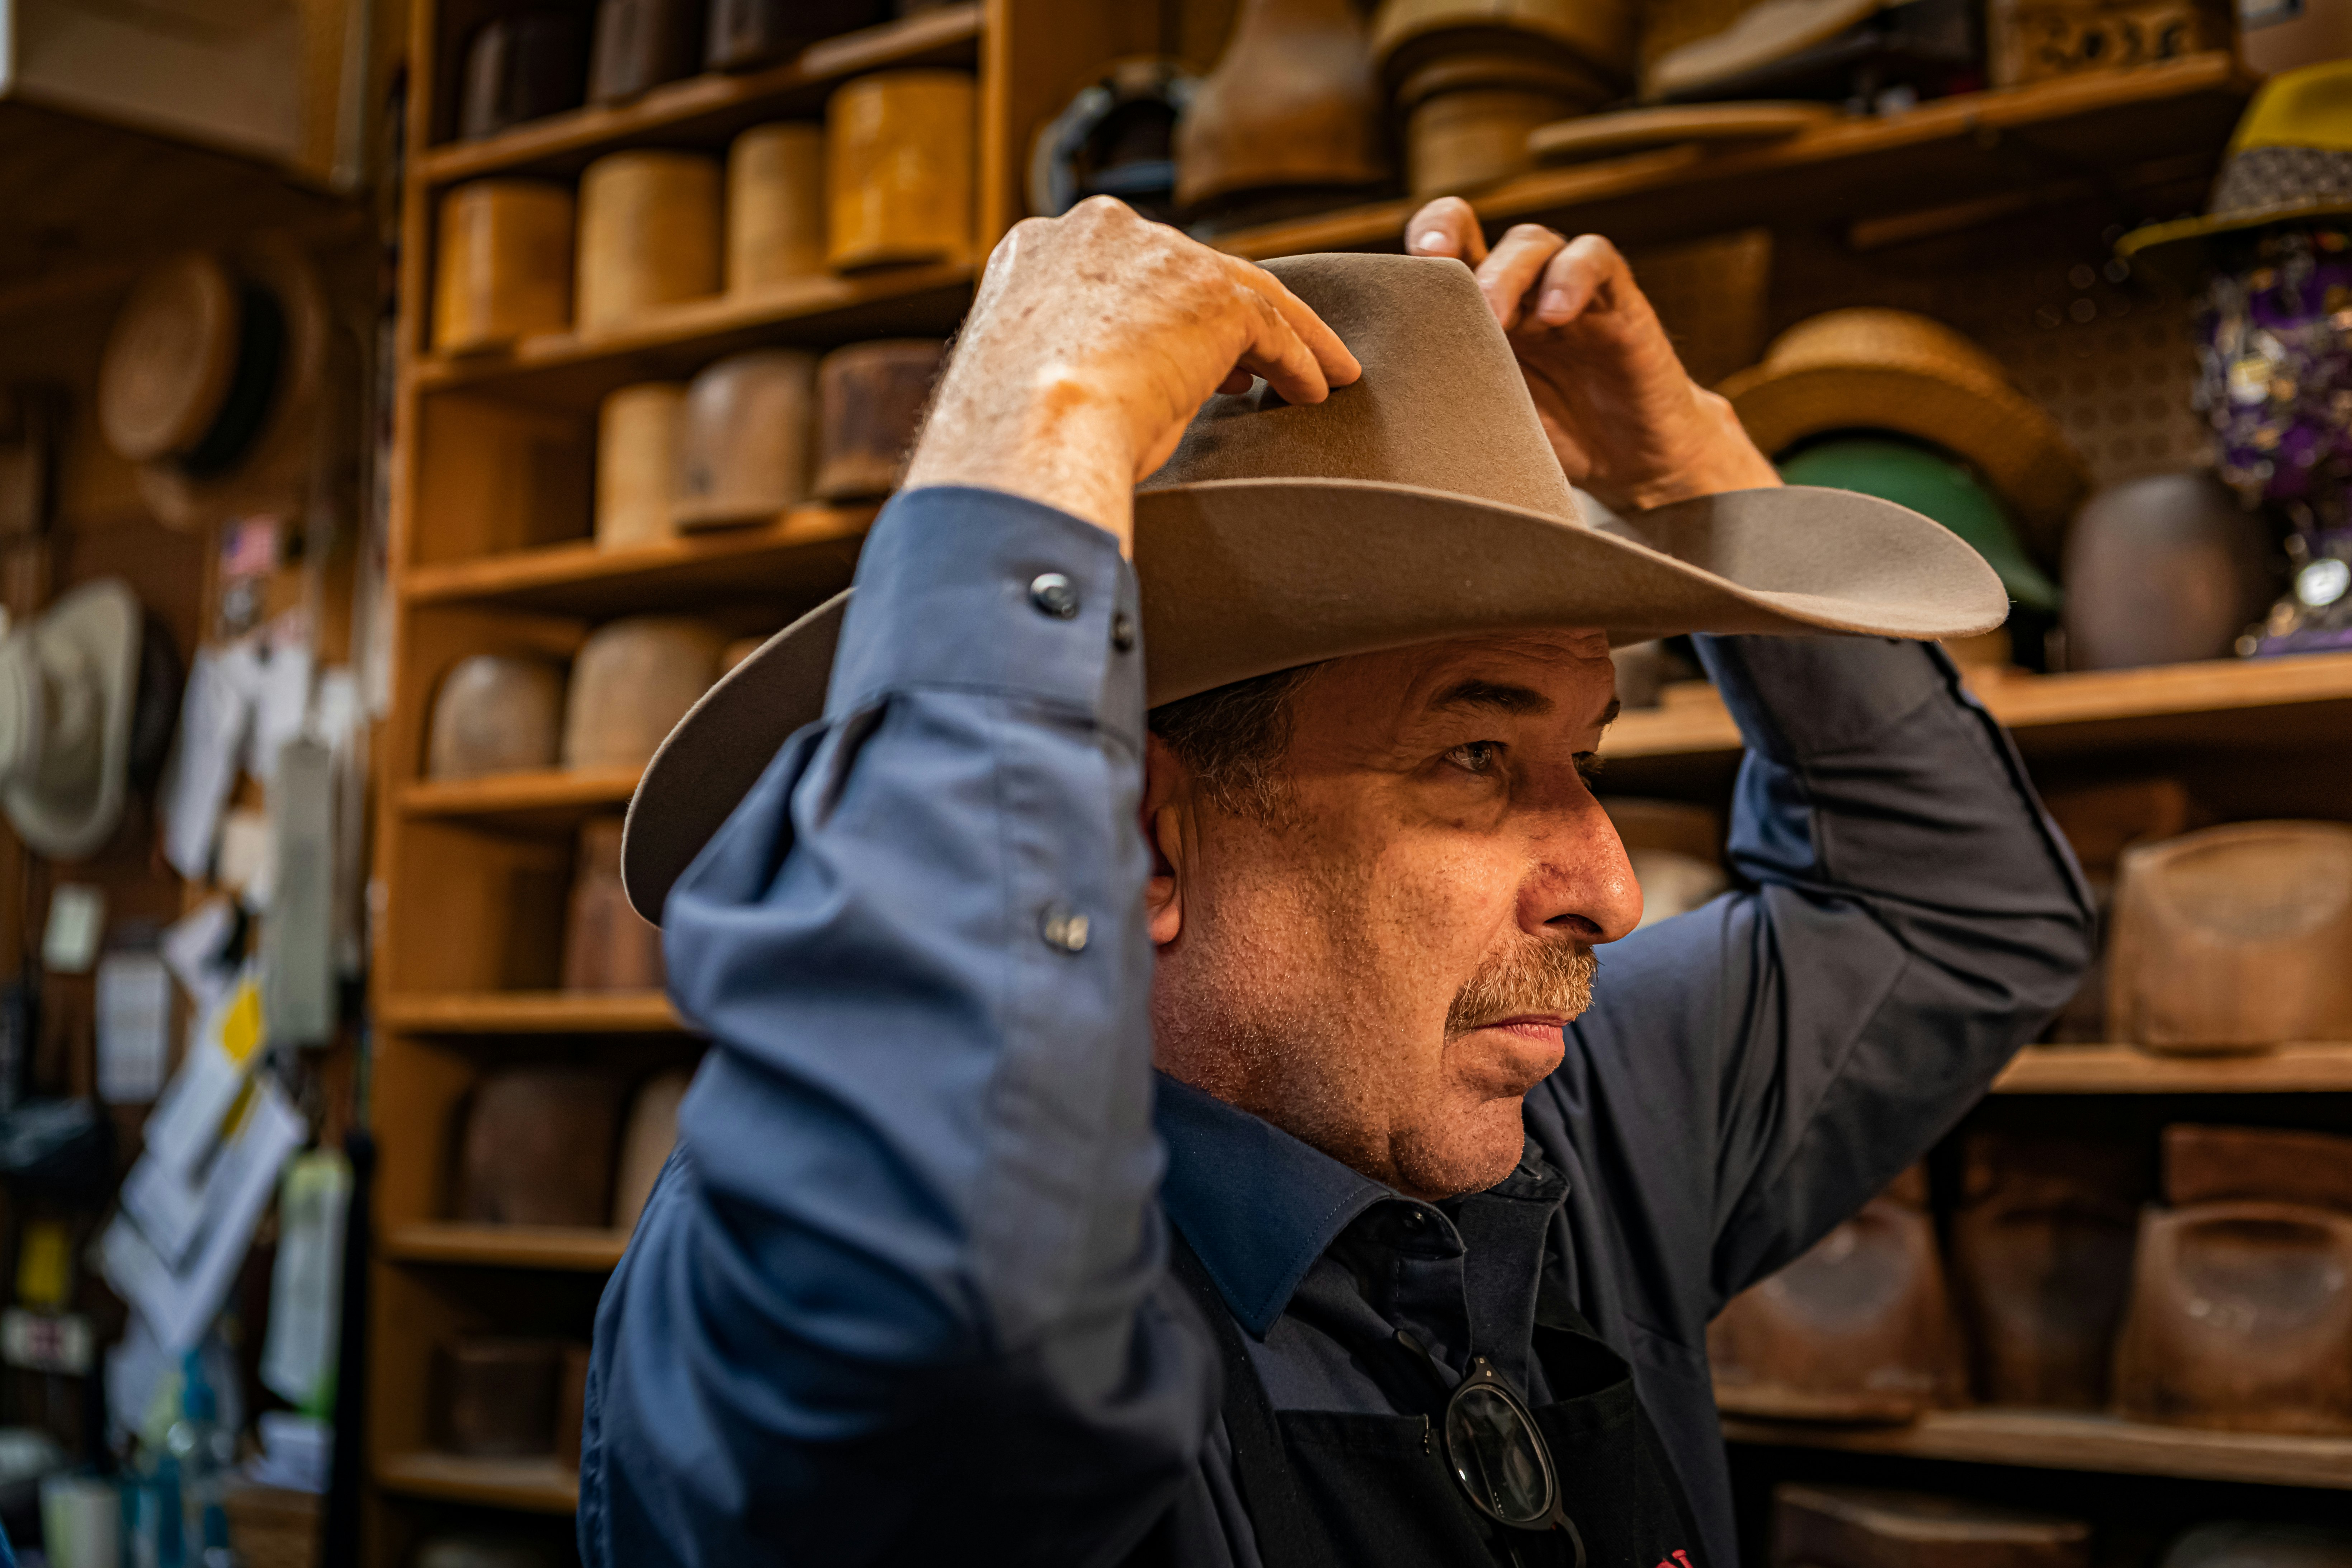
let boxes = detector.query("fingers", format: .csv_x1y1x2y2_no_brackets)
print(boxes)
1231,261,1361,401
1529,233,1631,327
1475,223,1569,332
1404,196,1488,266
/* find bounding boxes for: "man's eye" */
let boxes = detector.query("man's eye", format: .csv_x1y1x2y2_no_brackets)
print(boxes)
1574,751,1604,785
1445,741,1503,774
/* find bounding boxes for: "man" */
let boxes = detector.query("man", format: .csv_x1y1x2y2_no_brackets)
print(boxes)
579,196,2094,1567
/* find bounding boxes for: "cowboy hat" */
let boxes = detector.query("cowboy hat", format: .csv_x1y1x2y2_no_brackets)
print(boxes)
1717,308,2092,568
2117,61,2352,280
0,580,141,861
620,251,2004,921
97,246,329,533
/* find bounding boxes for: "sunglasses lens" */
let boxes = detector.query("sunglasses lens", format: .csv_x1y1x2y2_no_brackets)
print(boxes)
1445,1385,1553,1527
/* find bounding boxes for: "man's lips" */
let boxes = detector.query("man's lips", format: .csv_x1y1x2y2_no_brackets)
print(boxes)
1468,1015,1569,1043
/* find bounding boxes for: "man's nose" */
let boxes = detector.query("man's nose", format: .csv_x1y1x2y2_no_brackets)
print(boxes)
1525,803,1643,945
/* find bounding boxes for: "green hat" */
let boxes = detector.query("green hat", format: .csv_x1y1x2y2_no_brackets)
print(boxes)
1779,436,2061,613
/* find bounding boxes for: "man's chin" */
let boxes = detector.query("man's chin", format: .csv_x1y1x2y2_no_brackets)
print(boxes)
1448,1021,1568,1100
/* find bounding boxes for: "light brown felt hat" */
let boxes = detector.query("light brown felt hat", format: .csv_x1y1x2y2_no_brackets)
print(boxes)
620,251,2004,921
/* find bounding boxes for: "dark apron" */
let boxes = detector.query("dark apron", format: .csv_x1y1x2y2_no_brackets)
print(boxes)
1129,1236,1707,1568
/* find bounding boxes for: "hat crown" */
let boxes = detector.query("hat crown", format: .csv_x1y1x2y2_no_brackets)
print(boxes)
1142,252,1584,523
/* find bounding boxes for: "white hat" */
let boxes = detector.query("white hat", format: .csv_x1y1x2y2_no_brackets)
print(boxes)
0,580,141,861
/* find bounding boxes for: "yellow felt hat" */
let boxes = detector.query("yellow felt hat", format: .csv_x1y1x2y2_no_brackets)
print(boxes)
2117,61,2352,275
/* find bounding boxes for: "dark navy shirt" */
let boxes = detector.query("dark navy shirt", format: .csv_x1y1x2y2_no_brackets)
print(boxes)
578,486,2094,1568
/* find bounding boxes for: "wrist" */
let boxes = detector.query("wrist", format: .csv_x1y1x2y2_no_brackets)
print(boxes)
902,368,1141,550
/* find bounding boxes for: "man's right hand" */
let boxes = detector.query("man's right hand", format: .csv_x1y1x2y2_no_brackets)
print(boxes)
901,197,1360,552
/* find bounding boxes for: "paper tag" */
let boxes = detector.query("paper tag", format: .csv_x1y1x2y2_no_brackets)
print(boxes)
41,885,105,974
96,952,170,1104
2,1309,93,1375
142,977,265,1180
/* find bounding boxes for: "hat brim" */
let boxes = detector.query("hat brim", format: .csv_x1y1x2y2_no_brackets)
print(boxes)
6,580,139,861
2116,198,2352,284
621,478,2003,922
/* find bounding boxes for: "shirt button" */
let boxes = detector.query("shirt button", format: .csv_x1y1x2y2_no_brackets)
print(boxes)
1112,612,1136,653
1401,1209,1427,1233
1040,904,1090,954
1029,573,1080,619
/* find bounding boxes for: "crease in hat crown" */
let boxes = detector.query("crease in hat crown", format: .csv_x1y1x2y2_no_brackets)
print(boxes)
1142,252,1585,521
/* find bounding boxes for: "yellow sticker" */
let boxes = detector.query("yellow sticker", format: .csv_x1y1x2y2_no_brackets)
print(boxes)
15,1222,69,1311
220,981,264,1066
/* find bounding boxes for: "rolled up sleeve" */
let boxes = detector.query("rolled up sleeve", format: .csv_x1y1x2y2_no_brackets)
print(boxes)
579,487,1215,1567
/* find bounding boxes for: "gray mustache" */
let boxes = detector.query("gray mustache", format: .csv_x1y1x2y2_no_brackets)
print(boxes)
1445,941,1597,1035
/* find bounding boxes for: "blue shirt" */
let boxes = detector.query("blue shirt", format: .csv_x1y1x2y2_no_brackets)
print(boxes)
579,486,2094,1568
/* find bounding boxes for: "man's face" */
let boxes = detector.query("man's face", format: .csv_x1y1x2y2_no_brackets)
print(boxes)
1146,630,1640,1200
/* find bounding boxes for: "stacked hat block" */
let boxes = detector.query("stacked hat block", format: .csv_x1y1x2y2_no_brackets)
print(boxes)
1711,1121,2352,1433
430,64,974,359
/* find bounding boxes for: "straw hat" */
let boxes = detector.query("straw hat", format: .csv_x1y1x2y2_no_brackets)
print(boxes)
97,246,329,533
1717,308,2092,566
621,252,2006,920
0,580,142,861
2118,62,2352,279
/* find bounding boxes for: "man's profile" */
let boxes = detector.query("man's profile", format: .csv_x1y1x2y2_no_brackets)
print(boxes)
578,195,2094,1568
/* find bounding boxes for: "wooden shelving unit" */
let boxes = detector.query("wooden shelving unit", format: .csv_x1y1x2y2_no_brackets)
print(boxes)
381,1224,632,1271
1722,1411,2352,1491
377,990,687,1035
377,1453,581,1513
1995,1042,2352,1095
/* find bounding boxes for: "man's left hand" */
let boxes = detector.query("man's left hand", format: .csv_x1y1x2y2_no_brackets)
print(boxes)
1404,198,1779,510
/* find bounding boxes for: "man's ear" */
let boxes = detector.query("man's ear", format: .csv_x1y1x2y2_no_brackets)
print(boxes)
1142,734,1186,947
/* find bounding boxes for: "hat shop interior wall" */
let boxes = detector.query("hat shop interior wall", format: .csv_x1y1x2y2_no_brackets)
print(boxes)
0,0,405,1557
353,0,2352,1560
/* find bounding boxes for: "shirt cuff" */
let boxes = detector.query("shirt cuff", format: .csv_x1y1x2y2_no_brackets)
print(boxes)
1692,633,1965,765
825,485,1146,747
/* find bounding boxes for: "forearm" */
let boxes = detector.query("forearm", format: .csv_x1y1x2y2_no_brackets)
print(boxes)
582,490,1211,1561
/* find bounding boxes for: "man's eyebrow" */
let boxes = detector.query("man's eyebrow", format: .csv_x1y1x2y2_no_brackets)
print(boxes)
1428,679,1554,715
1599,697,1621,728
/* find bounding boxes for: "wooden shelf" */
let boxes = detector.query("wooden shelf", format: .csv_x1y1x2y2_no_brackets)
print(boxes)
399,766,641,832
377,1453,580,1513
381,1223,629,1271
418,5,983,188
412,263,973,407
1213,53,2252,261
1604,652,2352,764
377,990,689,1034
1724,1408,2352,1490
405,504,871,618
1995,1042,2352,1094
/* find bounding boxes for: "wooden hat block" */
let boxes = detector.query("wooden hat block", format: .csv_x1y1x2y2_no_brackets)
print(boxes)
611,1068,692,1232
727,122,827,293
814,340,944,500
2106,821,2352,1055
1949,1132,2146,1407
595,381,688,549
435,1338,563,1456
1395,54,1613,195
1708,1172,1967,1422
560,617,727,770
1174,0,1389,226
1370,0,1636,84
2160,1524,2352,1568
459,12,587,140
563,817,665,993
2062,472,2278,672
434,182,576,353
2165,1123,2352,1214
826,71,975,271
424,653,567,780
454,1067,627,1227
587,0,702,104
673,349,819,528
2112,1199,2352,1433
1771,1484,2091,1568
2038,776,2194,1042
705,0,884,71
575,151,723,335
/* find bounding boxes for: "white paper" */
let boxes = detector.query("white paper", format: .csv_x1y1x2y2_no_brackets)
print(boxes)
260,1149,349,1407
96,953,170,1104
142,978,265,1181
160,899,240,1012
41,884,105,973
161,647,254,883
246,641,313,786
245,1411,331,1493
101,1077,305,1354
218,808,274,908
104,1311,169,1448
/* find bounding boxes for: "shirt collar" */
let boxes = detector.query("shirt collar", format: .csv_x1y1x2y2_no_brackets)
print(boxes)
1153,1071,1390,1336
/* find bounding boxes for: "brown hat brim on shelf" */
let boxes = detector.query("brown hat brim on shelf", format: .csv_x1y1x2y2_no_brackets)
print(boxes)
621,252,2007,922
1718,314,2091,566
